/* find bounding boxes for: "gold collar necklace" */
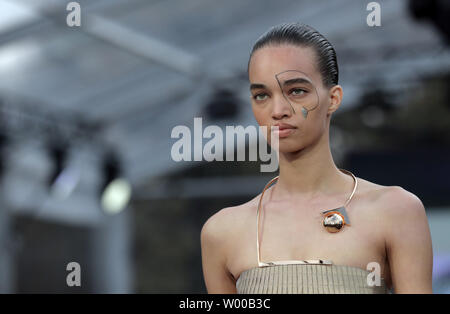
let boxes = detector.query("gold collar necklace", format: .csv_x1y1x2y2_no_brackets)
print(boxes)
257,168,358,234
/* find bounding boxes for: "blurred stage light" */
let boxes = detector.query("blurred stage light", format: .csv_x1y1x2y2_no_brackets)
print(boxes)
47,142,66,186
46,140,81,200
49,165,80,200
204,88,240,120
100,152,131,215
101,178,132,215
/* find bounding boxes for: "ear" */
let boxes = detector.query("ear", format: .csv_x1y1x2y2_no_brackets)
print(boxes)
326,85,343,116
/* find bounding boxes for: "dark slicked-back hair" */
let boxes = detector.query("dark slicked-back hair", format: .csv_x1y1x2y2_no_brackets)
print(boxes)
248,22,339,88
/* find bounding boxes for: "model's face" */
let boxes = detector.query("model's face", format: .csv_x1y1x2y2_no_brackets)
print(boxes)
248,44,336,153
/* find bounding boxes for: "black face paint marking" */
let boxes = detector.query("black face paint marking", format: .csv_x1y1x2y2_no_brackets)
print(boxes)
274,70,320,119
275,74,296,114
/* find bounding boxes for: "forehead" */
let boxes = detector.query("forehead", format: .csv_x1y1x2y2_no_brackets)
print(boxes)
248,45,320,86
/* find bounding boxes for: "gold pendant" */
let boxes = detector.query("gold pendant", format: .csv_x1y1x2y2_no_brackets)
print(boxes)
322,207,350,233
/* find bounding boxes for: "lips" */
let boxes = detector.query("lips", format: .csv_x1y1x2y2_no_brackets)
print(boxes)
272,123,297,130
271,123,297,138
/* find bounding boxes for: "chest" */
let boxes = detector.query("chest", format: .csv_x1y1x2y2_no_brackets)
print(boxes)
229,194,388,280
260,201,381,257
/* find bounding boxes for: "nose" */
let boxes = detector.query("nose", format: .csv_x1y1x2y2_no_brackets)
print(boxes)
271,93,294,120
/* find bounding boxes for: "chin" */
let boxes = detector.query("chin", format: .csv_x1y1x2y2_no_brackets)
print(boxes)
276,141,306,154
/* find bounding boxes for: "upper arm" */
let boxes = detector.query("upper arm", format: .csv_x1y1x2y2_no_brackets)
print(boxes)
384,187,433,293
200,210,237,294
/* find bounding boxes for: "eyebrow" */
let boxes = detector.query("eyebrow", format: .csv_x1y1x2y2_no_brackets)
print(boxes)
250,77,313,91
249,83,266,91
281,77,312,86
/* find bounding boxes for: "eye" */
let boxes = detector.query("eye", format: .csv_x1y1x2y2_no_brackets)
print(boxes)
289,88,307,96
253,93,268,101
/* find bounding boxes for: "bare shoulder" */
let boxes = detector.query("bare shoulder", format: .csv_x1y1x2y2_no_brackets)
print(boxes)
200,195,260,247
355,176,426,219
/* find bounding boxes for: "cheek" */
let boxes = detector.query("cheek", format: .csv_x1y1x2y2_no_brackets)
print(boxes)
251,104,273,140
251,104,267,125
300,110,327,142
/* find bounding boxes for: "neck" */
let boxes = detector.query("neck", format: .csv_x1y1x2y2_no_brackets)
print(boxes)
274,129,352,200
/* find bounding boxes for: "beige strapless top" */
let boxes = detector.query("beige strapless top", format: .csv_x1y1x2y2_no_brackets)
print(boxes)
237,170,388,294
236,264,388,294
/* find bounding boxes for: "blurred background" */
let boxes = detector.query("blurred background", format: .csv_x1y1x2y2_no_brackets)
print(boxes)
0,0,448,293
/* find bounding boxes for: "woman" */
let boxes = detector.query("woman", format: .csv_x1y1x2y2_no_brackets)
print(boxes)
200,22,433,294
